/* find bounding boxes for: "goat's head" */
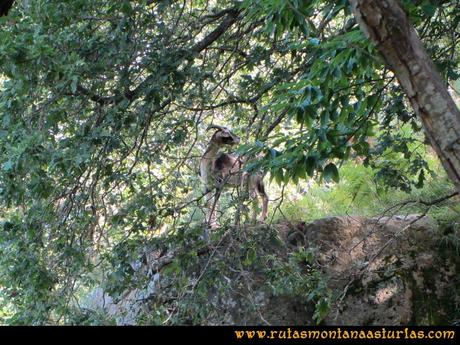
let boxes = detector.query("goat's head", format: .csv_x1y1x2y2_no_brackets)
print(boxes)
207,125,240,146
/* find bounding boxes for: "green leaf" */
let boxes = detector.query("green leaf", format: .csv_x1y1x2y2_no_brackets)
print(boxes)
269,148,279,158
421,3,436,17
301,106,314,127
416,168,425,188
296,107,304,124
70,77,78,93
121,1,134,15
2,113,11,127
309,38,320,46
305,155,317,177
274,168,284,186
313,297,330,323
2,161,14,171
162,259,181,275
347,57,357,72
323,163,339,183
243,247,257,266
294,161,307,180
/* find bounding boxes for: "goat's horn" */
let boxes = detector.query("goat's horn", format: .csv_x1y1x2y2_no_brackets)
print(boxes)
206,124,228,131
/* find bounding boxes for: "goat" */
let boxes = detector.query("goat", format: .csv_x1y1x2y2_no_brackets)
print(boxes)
200,125,268,229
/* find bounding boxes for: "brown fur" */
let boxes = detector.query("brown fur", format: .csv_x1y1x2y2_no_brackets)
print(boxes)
200,126,268,228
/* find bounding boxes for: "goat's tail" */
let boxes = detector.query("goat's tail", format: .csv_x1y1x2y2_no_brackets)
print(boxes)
256,179,267,196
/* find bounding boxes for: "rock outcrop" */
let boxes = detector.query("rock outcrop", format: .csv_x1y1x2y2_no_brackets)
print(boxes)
278,215,455,325
83,215,459,325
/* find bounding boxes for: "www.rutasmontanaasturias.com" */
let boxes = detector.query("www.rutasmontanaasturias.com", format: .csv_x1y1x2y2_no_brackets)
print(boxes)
233,327,456,340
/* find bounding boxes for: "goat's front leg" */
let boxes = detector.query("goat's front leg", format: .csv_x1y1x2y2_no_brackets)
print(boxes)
248,181,261,224
236,172,251,222
205,187,220,229
251,192,259,224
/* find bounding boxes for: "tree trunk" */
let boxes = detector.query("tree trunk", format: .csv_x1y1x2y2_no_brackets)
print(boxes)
350,0,460,194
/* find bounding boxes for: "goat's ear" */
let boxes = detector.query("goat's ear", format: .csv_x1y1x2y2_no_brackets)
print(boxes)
211,130,222,140
213,130,228,138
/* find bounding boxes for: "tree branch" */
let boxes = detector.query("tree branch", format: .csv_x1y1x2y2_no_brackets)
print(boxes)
126,8,240,101
75,8,241,106
191,8,240,54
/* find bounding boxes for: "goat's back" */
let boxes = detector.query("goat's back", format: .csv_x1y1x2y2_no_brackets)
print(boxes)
214,153,241,172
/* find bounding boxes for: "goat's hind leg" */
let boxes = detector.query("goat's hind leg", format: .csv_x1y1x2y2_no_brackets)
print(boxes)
203,193,219,241
255,179,268,223
237,172,253,223
259,191,268,222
